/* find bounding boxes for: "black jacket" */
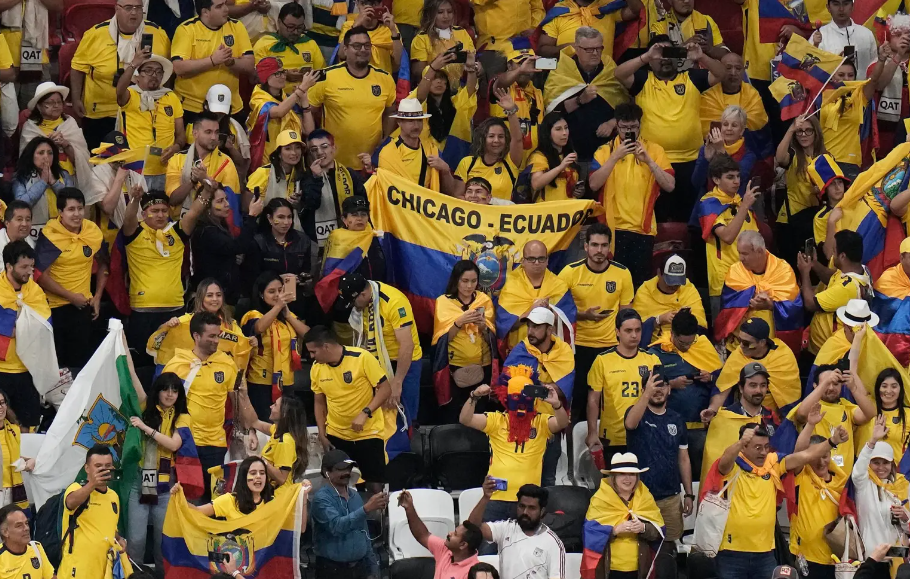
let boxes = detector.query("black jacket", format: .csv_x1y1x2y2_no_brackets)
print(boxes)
245,228,312,290
190,215,257,304
300,167,367,241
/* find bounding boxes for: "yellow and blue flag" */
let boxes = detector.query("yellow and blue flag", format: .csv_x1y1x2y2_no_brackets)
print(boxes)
778,36,844,99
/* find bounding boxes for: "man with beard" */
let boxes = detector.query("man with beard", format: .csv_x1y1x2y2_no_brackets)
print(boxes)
699,52,768,136
468,482,565,579
311,449,388,579
491,48,544,167
625,370,693,577
397,490,482,579
586,309,660,456
377,98,455,193
253,2,325,92
558,223,632,421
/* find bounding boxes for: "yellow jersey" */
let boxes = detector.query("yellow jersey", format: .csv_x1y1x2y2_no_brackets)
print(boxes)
253,34,326,91
649,9,722,46
310,346,387,441
484,411,553,501
0,32,16,70
808,270,871,354
36,219,103,309
490,82,544,168
557,259,633,348
307,63,396,169
212,493,264,519
240,310,301,387
262,423,298,491
410,28,475,86
165,148,241,220
740,0,778,81
59,483,120,579
588,347,660,445
377,137,441,189
0,542,54,579
135,405,191,488
792,398,859,471
528,151,579,202
472,0,544,50
391,0,421,27
118,89,184,176
720,456,785,552
171,18,253,113
0,423,19,488
790,465,847,564
778,156,819,224
338,20,394,73
434,295,493,367
162,349,239,447
698,190,759,297
632,68,711,163
358,282,423,362
856,407,910,464
542,0,622,57
71,21,171,119
632,276,707,342
455,155,519,202
820,84,869,167
123,221,187,309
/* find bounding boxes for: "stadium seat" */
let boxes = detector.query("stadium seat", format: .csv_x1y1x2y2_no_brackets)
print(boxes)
428,424,490,491
388,489,456,560
457,487,483,522
389,557,435,579
565,552,582,579
57,40,77,86
544,485,592,552
571,421,601,489
554,433,570,486
387,452,427,491
63,0,115,41
476,554,499,569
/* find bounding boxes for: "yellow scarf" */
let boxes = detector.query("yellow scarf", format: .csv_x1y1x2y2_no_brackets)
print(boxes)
723,138,745,157
498,267,571,348
431,292,495,345
0,274,51,320
381,137,441,191
869,469,910,500
651,334,722,373
522,336,575,383
41,217,103,259
588,479,664,528
738,452,784,493
805,461,848,504
544,51,629,110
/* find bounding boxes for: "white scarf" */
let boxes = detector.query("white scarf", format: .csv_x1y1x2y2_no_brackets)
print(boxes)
0,0,48,50
349,280,393,376
228,117,252,160
125,84,173,113
109,17,145,65
92,163,145,228
240,0,295,41
313,164,341,244
181,356,203,392
878,62,907,123
20,116,100,202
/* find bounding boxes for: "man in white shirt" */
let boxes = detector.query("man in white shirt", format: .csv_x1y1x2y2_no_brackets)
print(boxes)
0,201,34,252
468,481,566,579
815,0,877,79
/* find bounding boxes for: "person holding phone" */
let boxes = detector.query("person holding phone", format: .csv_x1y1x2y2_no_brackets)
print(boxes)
817,60,877,180
253,3,325,92
338,0,403,73
491,49,545,167
814,0,877,81
410,0,475,84
526,112,582,201
699,53,768,137
537,0,642,60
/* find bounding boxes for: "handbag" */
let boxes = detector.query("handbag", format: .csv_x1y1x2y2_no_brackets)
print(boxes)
693,471,739,557
825,514,864,564
452,364,485,388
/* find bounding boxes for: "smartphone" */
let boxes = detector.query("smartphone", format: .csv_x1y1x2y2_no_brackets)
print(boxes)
887,546,909,558
141,33,153,52
281,273,297,303
662,45,688,59
710,120,722,134
685,373,697,381
253,187,261,203
475,306,485,317
522,384,550,399
599,309,614,316
218,132,229,149
315,69,326,82
535,57,558,70
751,176,762,190
490,477,508,491
624,132,636,143
837,357,850,372
804,238,816,257
843,45,856,58
446,42,468,64
652,365,665,384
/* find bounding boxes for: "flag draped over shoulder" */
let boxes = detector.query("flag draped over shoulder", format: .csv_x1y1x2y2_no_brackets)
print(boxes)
431,292,496,405
162,484,307,579
777,36,844,96
25,320,143,519
365,169,599,333
315,227,376,312
715,254,803,355
497,268,577,349
0,275,50,364
501,337,575,400
650,334,722,374
582,480,664,579
543,51,628,114
700,408,763,482
716,339,801,412
539,0,627,29
872,264,910,366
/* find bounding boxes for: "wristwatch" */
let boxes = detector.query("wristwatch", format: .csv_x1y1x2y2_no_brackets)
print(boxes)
362,407,373,418
684,493,695,500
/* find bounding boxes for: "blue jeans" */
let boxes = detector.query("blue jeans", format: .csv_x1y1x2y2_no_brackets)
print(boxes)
479,500,517,555
714,550,778,579
127,477,170,577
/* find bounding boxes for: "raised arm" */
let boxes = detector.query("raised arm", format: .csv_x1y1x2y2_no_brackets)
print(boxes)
784,426,849,472
467,476,495,540
615,42,662,89
460,385,490,430
719,426,753,476
624,374,659,430
846,325,876,424
795,373,834,424
714,185,758,244
121,184,144,237
397,490,431,548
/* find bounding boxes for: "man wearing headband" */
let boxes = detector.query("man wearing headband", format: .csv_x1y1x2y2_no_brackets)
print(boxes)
116,47,184,192
463,177,513,206
120,187,210,366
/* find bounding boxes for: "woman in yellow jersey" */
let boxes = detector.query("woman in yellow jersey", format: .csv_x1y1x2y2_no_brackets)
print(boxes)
176,456,276,520
856,369,910,460
124,370,191,572
147,278,254,368
410,0,475,83
820,61,877,180
241,271,310,420
13,136,73,230
454,89,524,201
432,260,496,421
774,114,825,256
246,130,307,234
0,390,34,510
21,83,87,186
239,392,310,492
691,105,756,196
527,112,582,202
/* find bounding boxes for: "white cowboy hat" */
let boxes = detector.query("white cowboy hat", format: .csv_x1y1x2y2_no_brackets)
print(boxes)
133,54,173,84
390,97,431,119
836,298,879,329
28,82,69,111
601,452,649,475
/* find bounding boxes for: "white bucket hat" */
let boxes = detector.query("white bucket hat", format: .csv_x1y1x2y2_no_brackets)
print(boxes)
28,82,69,111
133,54,173,84
602,452,649,475
390,97,431,119
836,298,879,329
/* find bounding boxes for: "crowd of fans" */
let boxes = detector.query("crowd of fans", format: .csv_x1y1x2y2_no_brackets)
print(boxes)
0,0,909,577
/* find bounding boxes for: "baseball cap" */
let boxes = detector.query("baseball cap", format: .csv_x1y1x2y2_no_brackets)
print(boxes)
338,273,368,305
276,130,303,148
740,361,770,381
524,306,555,326
342,195,369,215
662,255,686,286
901,237,910,255
321,449,356,472
506,47,536,63
205,84,232,114
771,565,797,579
741,318,770,342
871,440,895,462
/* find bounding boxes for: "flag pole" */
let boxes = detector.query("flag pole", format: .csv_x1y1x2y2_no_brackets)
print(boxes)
803,55,847,119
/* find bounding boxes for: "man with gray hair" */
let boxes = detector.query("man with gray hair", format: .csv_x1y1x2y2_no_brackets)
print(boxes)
543,26,626,161
715,230,803,354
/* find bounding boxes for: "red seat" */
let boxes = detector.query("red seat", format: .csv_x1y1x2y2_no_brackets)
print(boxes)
655,221,691,249
57,39,77,86
63,0,115,41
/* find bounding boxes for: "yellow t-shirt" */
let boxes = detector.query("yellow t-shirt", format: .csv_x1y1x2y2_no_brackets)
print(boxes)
542,1,621,58
472,0,544,50
0,33,16,70
310,346,387,441
240,310,300,387
165,148,241,219
484,412,553,501
636,71,707,163
792,399,859,471
262,423,298,491
720,456,786,552
391,0,422,27
490,82,543,168
1,28,48,68
358,282,423,362
38,219,103,309
699,83,769,136
338,20,394,73
592,137,671,235
119,89,184,176
0,423,19,488
777,157,818,224
124,222,186,309
632,277,707,342
162,350,238,447
558,259,633,348
59,483,120,579
253,34,326,92
171,18,253,114
410,28,474,85
649,10,722,46
71,21,171,119
307,63,396,169
740,0,778,81
821,85,869,167
455,155,519,202
377,137,440,188
435,296,492,367
790,467,845,564
0,541,54,579
855,407,910,463
814,206,831,246
808,270,870,354
528,151,579,202
588,347,660,445
212,493,264,519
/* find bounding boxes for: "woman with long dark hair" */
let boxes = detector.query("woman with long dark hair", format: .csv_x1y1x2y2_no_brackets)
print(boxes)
177,456,275,519
246,130,308,235
246,199,312,310
13,136,73,229
412,49,478,164
528,112,581,202
239,391,310,491
432,260,495,422
410,0,474,83
126,366,191,573
241,271,310,420
856,368,910,460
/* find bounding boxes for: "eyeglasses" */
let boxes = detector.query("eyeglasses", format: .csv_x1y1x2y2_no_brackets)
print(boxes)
117,4,144,12
347,42,372,51
309,143,332,153
577,45,604,54
139,68,164,77
282,22,307,33
524,256,548,263
795,128,815,136
616,123,639,132
0,400,9,407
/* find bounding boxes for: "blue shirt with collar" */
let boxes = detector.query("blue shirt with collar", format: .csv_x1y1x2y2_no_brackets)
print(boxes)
311,483,378,572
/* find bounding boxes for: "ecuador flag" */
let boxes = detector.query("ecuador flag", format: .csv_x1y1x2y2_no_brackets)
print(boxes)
315,227,376,312
777,36,844,99
872,262,910,367
163,484,307,579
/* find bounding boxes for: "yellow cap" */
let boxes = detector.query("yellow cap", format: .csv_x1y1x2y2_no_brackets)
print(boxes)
901,237,910,255
276,130,303,148
506,47,536,63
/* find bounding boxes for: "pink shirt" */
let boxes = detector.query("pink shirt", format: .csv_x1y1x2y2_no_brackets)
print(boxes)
427,535,480,579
